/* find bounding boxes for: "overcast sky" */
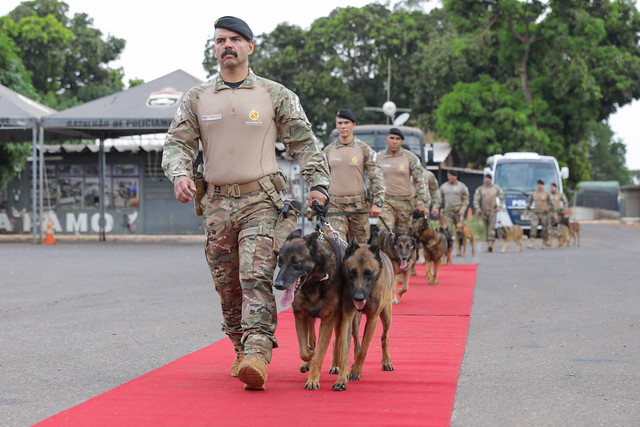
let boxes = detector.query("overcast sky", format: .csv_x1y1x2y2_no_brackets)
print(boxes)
2,0,638,170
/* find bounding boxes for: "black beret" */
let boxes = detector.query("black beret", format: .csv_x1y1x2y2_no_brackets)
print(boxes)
484,173,492,179
448,170,458,176
537,179,544,185
214,16,253,41
388,127,405,140
550,183,557,187
336,109,357,123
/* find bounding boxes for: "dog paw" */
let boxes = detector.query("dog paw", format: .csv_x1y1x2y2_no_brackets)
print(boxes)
348,372,361,381
382,363,394,371
331,382,347,391
304,380,320,390
299,362,310,373
329,366,340,374
392,298,400,304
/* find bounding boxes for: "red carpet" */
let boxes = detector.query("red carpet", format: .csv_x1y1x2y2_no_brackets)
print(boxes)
36,263,477,427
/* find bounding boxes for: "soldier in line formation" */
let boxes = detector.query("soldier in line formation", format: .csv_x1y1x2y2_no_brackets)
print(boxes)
473,173,505,252
323,109,385,244
438,170,469,237
163,16,330,391
525,179,553,249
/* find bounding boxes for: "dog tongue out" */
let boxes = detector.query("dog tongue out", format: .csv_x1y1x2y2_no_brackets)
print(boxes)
354,299,366,311
400,259,408,269
280,286,296,307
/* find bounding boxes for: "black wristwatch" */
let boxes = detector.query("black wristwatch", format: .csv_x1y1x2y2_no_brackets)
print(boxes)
374,201,383,208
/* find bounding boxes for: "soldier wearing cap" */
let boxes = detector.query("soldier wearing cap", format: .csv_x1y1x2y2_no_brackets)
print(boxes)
473,173,505,252
525,179,552,249
377,127,430,230
162,15,330,391
323,109,385,244
438,170,470,241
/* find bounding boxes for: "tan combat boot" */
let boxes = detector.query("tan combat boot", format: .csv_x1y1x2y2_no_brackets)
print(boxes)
487,241,493,252
237,354,268,390
230,348,244,377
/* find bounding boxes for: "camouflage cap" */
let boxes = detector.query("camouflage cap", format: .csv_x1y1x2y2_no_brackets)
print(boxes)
214,16,253,41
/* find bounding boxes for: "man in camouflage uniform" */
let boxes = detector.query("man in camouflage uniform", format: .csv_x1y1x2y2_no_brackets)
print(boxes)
550,183,569,224
438,170,470,238
423,168,441,217
323,109,385,244
473,173,505,252
378,128,430,230
525,179,552,249
162,16,330,391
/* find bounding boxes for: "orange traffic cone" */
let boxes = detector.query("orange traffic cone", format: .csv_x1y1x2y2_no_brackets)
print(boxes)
466,207,473,220
44,217,56,245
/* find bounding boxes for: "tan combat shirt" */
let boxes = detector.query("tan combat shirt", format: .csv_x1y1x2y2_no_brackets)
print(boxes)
526,189,552,213
162,69,330,189
439,180,469,211
378,148,429,206
323,137,385,204
473,184,505,210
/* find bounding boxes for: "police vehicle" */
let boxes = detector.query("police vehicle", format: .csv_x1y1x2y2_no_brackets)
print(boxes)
484,152,569,235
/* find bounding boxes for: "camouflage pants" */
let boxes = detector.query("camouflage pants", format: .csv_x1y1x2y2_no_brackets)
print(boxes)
202,189,279,362
443,206,463,236
530,211,551,244
480,209,497,243
327,200,370,244
381,196,414,230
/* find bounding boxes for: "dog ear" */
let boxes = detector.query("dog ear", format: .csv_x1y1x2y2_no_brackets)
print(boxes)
286,228,303,242
345,238,358,258
368,233,380,254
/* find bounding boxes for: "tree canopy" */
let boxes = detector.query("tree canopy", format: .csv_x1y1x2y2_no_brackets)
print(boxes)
1,0,126,109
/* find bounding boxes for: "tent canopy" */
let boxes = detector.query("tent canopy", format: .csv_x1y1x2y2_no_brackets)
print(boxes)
42,69,203,139
0,84,55,142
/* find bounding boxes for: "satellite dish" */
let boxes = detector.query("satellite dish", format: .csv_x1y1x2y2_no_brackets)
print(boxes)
393,112,410,126
382,101,397,118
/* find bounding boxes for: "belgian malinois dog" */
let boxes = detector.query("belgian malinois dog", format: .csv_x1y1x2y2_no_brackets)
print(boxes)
455,221,475,256
332,235,394,391
499,225,524,253
569,221,581,246
413,215,449,285
378,227,417,304
551,221,571,249
273,229,345,390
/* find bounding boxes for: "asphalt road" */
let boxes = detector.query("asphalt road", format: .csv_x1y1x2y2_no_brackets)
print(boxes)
1,223,638,426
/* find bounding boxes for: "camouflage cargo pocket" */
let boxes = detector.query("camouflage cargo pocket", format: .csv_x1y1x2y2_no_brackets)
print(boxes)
273,199,300,255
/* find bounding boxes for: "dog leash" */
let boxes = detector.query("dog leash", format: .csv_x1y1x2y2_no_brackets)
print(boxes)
323,210,394,235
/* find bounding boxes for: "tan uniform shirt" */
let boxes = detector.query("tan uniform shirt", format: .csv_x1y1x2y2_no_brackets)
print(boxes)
162,69,330,189
473,184,505,210
527,189,552,213
323,136,385,204
439,180,469,211
378,149,429,205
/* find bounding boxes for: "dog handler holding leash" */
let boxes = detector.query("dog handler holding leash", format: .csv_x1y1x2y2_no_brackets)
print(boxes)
162,16,330,391
377,127,430,230
323,109,386,244
473,173,505,252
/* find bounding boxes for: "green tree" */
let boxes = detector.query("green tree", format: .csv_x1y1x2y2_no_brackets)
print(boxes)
0,26,38,98
440,0,640,188
588,121,631,185
4,0,126,108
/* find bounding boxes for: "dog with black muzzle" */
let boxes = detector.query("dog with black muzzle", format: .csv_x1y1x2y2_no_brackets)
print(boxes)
332,234,394,391
273,229,346,390
378,227,417,304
